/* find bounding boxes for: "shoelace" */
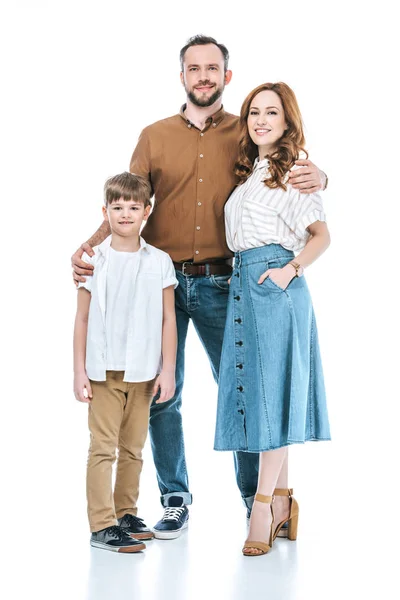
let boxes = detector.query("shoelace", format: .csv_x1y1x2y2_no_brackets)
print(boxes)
106,526,129,540
122,515,145,527
162,506,186,522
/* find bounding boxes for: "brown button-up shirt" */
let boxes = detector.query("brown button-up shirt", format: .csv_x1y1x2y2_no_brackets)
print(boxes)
129,105,240,263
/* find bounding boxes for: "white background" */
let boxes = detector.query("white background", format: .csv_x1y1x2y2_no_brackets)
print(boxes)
1,1,399,599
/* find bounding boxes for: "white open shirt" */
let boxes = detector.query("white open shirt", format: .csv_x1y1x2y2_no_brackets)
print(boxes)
78,235,178,382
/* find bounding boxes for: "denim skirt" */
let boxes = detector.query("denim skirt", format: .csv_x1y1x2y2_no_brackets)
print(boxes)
214,244,331,453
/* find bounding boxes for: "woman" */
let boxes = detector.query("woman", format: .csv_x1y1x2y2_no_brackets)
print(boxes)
214,83,331,556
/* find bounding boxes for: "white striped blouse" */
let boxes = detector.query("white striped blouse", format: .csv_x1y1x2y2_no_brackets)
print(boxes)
225,158,326,253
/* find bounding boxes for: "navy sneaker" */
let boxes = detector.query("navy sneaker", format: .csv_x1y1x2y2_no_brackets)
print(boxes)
153,496,189,540
118,514,154,540
90,525,146,553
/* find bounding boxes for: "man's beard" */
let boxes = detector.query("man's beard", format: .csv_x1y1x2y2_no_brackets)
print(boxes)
186,82,224,107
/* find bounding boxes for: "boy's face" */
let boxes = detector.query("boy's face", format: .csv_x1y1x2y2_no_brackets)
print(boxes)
103,198,151,238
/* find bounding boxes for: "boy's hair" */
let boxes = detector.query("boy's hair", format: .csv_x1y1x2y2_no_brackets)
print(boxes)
179,34,229,73
104,172,152,208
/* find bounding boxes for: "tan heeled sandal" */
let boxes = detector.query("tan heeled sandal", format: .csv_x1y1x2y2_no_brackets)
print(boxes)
273,488,299,541
242,493,274,557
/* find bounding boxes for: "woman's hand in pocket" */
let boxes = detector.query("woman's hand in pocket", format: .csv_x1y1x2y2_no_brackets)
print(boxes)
258,265,295,290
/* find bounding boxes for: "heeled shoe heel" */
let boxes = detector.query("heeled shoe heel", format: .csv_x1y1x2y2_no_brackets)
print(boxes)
287,513,298,540
273,488,299,541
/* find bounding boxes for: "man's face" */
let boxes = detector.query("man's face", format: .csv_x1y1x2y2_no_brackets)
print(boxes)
102,198,150,238
180,44,232,107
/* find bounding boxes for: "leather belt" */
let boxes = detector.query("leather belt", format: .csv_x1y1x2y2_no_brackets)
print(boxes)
174,260,232,277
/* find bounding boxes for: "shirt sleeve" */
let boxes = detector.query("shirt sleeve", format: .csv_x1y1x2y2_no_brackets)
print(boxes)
279,187,326,240
162,254,179,289
76,252,94,293
129,127,153,193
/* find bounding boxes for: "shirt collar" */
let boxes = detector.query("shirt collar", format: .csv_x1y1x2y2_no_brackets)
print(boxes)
98,235,148,255
253,156,270,171
179,104,226,129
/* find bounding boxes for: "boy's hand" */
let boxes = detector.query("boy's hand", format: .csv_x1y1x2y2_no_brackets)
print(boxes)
72,243,95,286
288,159,326,193
153,370,176,404
74,372,93,403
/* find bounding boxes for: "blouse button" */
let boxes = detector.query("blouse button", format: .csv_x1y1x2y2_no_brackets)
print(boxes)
200,133,204,136
195,250,199,255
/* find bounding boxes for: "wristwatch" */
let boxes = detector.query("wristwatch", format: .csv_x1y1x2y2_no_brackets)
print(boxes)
289,261,304,277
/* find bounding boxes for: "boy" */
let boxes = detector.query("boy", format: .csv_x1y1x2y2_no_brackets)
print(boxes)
73,172,178,553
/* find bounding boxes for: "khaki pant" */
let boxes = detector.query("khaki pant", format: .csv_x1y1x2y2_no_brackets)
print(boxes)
86,371,155,532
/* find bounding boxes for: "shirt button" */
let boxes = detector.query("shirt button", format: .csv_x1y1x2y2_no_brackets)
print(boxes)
200,133,204,136
187,124,191,128
198,202,202,206
199,154,204,158
195,250,199,255
213,123,217,127
199,178,203,182
196,226,200,230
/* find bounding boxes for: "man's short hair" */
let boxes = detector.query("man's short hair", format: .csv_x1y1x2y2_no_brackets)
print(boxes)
180,34,229,72
104,172,152,208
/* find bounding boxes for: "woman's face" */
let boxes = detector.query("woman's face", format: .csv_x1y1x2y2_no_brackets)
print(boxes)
247,90,287,156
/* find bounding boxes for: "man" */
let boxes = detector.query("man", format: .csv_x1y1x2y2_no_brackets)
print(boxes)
72,35,326,540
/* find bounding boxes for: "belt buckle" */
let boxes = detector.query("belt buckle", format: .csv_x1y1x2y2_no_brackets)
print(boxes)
181,261,193,276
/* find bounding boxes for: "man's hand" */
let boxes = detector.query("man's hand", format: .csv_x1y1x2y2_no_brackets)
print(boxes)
153,369,176,403
74,372,93,403
72,243,94,286
288,159,326,194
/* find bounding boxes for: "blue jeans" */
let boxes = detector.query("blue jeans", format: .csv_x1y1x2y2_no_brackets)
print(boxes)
149,270,259,509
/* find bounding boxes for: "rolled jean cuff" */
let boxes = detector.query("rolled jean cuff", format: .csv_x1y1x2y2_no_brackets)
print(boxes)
161,492,193,507
243,494,255,511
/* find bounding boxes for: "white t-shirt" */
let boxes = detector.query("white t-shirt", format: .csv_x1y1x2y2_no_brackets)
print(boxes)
105,247,140,370
225,159,326,253
78,236,178,382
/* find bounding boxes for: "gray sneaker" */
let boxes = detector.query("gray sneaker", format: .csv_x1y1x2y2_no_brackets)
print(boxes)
90,525,146,553
118,514,154,540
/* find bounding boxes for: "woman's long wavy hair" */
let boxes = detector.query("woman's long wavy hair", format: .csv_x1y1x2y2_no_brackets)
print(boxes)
235,82,308,190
